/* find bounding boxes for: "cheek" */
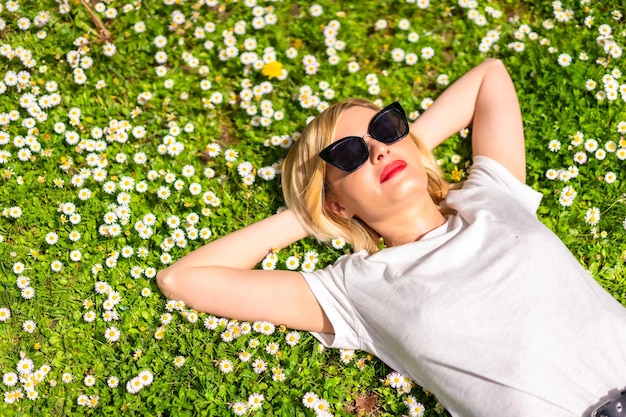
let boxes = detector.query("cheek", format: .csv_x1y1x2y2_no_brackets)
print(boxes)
329,173,371,209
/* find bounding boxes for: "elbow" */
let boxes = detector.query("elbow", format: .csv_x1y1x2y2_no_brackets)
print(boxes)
156,267,176,299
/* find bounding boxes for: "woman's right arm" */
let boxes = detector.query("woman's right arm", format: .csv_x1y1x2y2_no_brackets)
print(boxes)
156,209,334,333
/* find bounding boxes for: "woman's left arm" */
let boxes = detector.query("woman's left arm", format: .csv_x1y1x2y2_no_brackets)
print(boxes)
410,58,526,182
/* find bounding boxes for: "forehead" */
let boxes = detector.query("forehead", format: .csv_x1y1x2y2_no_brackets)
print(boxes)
334,106,378,140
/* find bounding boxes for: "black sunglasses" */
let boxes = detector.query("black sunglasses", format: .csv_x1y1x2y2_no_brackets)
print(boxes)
318,102,409,173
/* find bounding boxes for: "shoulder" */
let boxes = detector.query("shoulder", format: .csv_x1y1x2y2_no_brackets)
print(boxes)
450,156,543,213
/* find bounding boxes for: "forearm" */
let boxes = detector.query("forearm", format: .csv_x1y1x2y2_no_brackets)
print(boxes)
411,58,507,151
160,208,309,272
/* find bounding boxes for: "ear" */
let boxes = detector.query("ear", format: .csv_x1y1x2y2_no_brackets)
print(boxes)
324,195,355,219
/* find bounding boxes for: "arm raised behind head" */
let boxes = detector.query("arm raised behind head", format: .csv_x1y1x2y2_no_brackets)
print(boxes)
156,209,334,333
411,58,526,182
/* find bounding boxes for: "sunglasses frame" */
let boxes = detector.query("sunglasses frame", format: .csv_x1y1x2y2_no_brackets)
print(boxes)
318,102,409,173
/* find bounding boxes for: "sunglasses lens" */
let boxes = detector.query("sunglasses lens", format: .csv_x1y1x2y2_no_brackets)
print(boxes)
325,137,368,172
369,108,408,144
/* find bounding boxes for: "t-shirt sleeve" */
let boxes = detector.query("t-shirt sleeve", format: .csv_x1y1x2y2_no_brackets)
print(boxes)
299,253,366,350
463,155,543,213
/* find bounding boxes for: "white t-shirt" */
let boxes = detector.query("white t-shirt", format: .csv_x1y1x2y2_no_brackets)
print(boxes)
302,156,626,417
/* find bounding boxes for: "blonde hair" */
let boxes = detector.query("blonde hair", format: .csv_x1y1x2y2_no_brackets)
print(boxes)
282,98,454,254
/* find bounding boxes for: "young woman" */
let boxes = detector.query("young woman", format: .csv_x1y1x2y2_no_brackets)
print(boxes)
157,58,626,417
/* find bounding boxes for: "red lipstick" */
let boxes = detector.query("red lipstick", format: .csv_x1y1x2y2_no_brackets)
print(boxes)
380,160,407,183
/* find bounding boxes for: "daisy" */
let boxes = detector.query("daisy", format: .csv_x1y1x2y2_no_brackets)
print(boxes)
252,359,267,374
126,377,143,394
285,331,301,346
224,148,238,162
546,168,558,180
604,172,617,183
107,376,119,388
95,281,111,294
153,326,166,340
101,42,117,57
83,311,96,322
204,316,219,330
21,286,35,299
77,394,89,406
174,356,185,368
17,359,34,375
248,393,264,409
584,139,599,152
272,367,285,382
391,48,405,63
104,326,121,342
12,261,26,275
265,342,280,355
387,371,407,389
138,370,153,386
570,131,584,146
340,349,355,364
421,47,435,60
309,4,323,16
16,276,30,289
45,232,59,245
238,351,252,362
302,392,319,409
3,372,18,386
573,151,587,164
232,402,247,416
218,359,234,373
347,61,360,73
8,206,22,218
22,320,36,333
285,255,300,270
259,321,275,335
408,401,426,417
436,74,450,86
559,186,577,206
368,84,381,94
301,260,316,272
313,398,331,413
0,308,11,322
421,98,434,110
557,53,572,67
84,375,96,387
548,139,561,152
157,186,171,200
585,207,601,226
186,311,199,323
262,254,277,270
598,24,612,36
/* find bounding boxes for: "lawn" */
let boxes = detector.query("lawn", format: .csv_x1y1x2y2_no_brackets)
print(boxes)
0,0,625,416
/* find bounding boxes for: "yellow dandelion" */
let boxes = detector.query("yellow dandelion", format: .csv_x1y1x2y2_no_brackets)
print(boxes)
261,61,283,79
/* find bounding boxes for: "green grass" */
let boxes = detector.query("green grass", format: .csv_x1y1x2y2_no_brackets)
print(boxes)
0,0,625,415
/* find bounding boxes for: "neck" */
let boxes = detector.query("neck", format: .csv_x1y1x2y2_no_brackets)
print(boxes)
375,201,446,247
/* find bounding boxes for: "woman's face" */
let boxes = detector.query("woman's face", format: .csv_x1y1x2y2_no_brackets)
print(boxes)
324,105,430,225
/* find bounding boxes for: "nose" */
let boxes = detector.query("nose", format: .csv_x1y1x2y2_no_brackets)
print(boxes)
367,136,390,164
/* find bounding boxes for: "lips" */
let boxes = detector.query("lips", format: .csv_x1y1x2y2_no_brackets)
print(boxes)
380,160,407,183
